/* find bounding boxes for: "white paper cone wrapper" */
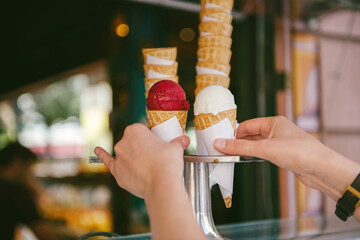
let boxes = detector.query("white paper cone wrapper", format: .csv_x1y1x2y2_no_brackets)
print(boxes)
204,3,231,13
196,66,228,77
151,116,183,142
197,118,235,201
210,163,234,199
147,70,173,79
196,130,208,155
195,130,216,189
200,32,214,36
146,55,175,65
202,16,220,22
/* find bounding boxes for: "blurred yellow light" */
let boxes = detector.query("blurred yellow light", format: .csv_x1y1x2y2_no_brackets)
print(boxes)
116,24,129,37
179,28,195,42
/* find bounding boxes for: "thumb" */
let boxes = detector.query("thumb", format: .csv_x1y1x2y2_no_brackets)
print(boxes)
94,147,115,173
214,138,268,159
170,136,190,150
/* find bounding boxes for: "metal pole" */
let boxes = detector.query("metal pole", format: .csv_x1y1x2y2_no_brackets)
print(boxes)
184,162,224,240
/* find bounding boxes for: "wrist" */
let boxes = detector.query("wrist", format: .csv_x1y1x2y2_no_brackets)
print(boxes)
144,171,184,203
312,147,360,201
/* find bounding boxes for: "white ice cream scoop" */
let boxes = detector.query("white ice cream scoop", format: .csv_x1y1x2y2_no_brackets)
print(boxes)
194,85,236,116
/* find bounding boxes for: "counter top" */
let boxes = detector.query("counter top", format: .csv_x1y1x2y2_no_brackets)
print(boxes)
99,215,360,240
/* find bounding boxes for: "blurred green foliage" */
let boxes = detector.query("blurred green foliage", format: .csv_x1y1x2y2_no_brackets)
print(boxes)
33,80,80,126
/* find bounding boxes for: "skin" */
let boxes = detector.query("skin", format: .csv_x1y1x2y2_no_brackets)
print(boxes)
214,116,360,221
95,123,206,240
95,116,360,239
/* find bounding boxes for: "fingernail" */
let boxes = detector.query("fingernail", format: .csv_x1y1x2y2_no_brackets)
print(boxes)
94,147,100,155
214,139,226,150
181,137,189,147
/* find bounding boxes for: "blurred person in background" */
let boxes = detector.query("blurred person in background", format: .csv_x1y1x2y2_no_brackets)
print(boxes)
0,142,58,240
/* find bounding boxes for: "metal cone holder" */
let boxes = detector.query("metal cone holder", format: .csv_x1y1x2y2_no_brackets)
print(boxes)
89,155,263,239
183,155,263,240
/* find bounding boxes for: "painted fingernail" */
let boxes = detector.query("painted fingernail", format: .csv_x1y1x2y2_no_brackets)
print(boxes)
214,139,226,150
94,147,100,155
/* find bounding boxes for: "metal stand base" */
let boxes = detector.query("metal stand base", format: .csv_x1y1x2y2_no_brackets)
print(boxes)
183,155,263,239
184,162,224,240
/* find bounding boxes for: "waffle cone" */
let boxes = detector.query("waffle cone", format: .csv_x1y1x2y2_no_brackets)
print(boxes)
195,74,230,95
199,22,232,37
200,8,233,24
144,63,178,78
197,47,232,64
201,0,234,12
198,36,232,48
144,76,179,97
147,110,188,133
142,47,177,61
224,195,232,208
196,61,231,76
194,108,236,131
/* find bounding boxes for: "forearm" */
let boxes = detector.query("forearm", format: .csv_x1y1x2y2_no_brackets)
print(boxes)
310,147,360,221
145,176,206,240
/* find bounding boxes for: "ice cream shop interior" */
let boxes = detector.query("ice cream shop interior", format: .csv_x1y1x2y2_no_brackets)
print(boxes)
1,0,360,239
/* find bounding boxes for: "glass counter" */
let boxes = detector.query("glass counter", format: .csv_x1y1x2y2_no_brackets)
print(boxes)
99,215,360,240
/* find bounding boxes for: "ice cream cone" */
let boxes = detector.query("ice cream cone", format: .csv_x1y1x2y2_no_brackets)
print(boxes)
197,47,232,64
144,62,178,79
196,61,231,76
195,74,230,95
194,108,236,132
201,0,234,12
224,195,232,208
142,47,177,61
145,76,179,97
199,22,233,37
200,8,233,24
147,110,188,133
198,35,232,48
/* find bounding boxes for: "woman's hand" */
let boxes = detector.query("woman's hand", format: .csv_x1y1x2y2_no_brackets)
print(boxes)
94,123,206,239
94,123,190,199
214,116,360,204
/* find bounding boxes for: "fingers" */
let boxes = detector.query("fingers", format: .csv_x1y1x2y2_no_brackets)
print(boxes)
170,136,190,150
241,135,264,141
214,138,269,159
236,117,276,139
94,147,115,173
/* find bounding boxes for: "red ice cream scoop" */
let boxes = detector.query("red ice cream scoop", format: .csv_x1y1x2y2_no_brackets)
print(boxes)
147,80,190,111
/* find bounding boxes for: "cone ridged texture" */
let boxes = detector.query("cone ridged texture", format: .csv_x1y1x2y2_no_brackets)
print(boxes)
196,61,231,76
197,47,232,64
201,0,234,12
200,8,233,24
224,195,232,208
195,74,230,95
199,22,233,37
194,109,236,131
147,110,188,133
142,47,177,61
143,63,178,78
198,36,232,48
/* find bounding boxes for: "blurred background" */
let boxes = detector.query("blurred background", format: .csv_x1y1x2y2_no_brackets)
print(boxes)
1,0,360,239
